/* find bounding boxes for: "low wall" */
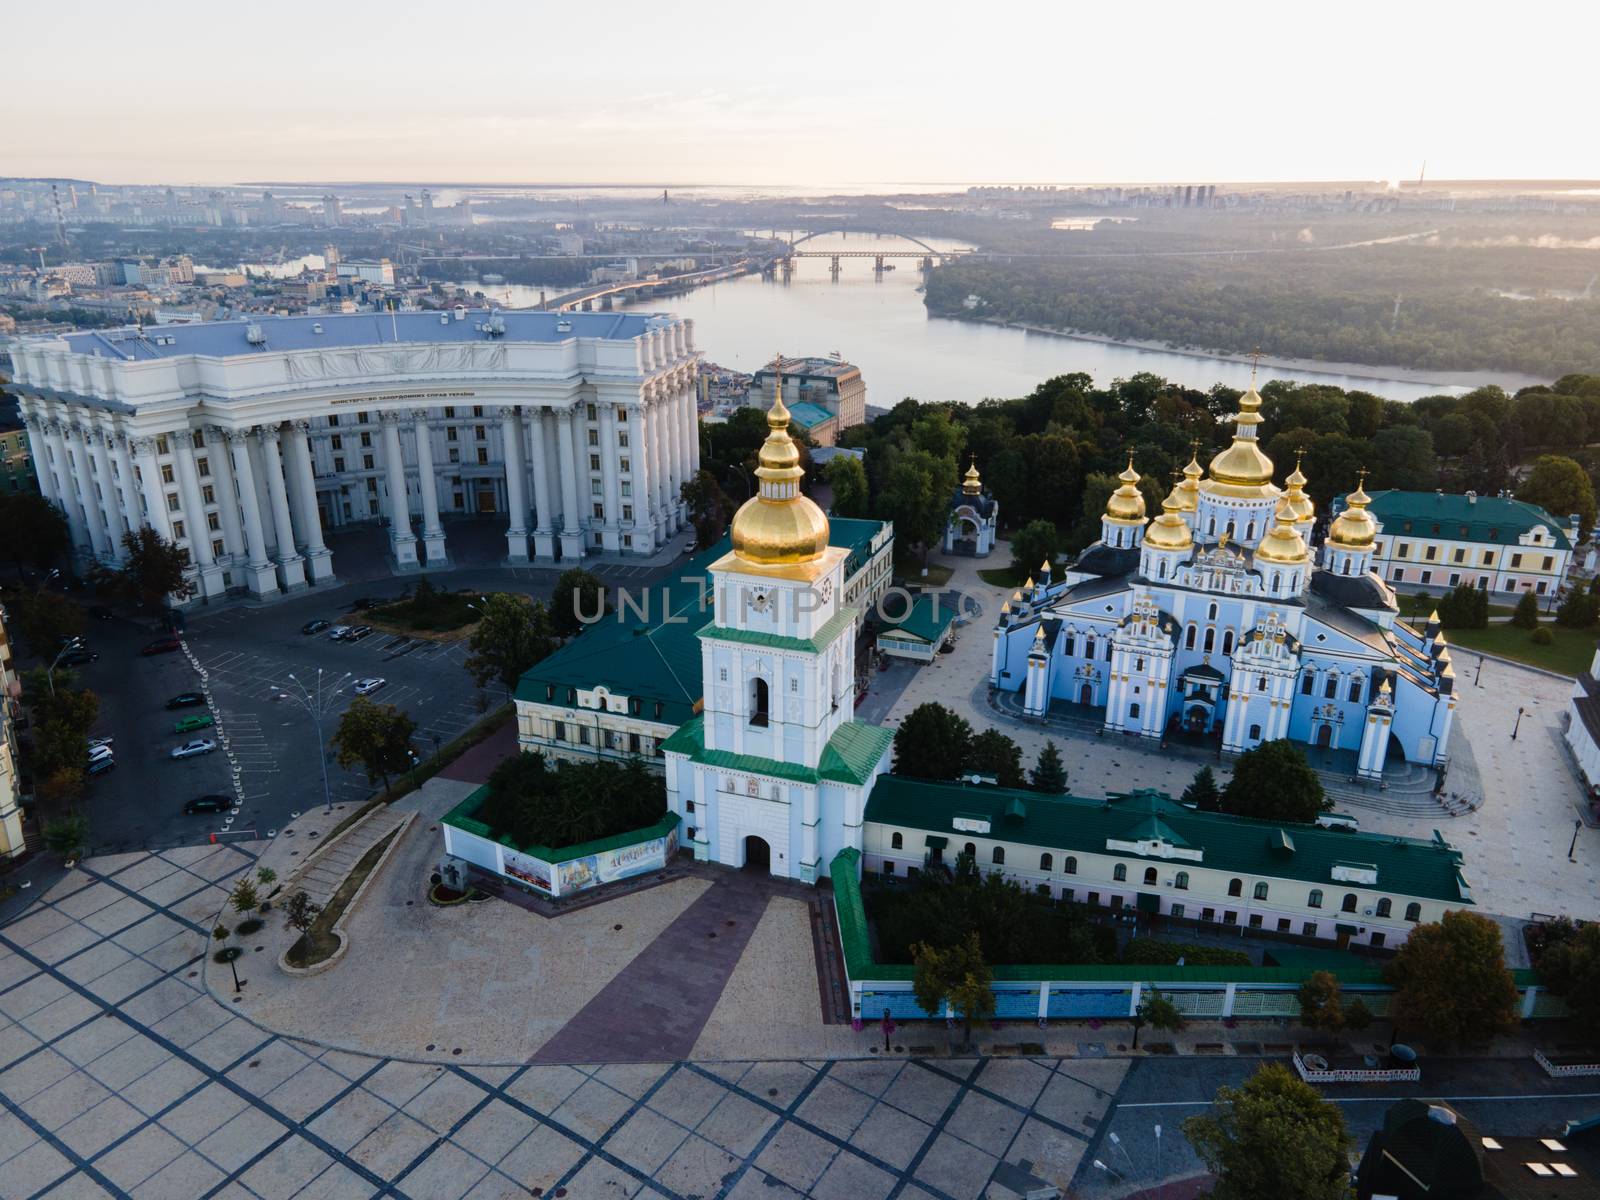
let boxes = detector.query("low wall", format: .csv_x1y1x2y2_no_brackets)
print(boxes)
442,785,680,899
1293,1051,1419,1085
1535,1049,1600,1078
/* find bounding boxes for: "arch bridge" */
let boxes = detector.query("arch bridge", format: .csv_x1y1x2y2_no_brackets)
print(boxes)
772,231,973,277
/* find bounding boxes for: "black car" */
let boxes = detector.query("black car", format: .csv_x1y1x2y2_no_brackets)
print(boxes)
347,625,374,640
60,648,99,665
165,692,205,710
301,619,331,635
184,794,233,815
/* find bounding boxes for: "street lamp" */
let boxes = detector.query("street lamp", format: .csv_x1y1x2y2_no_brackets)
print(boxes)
1475,657,1484,687
1512,706,1526,740
1092,1159,1123,1182
1570,819,1582,861
33,568,59,598
270,669,351,814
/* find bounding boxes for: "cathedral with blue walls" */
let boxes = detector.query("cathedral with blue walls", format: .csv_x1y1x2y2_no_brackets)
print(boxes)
989,383,1458,778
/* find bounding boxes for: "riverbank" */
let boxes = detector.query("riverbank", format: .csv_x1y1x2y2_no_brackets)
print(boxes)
946,312,1549,397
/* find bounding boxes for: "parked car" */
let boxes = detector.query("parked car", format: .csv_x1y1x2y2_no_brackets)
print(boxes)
60,648,99,665
86,736,115,751
172,714,214,734
89,606,114,621
352,677,386,697
169,738,216,760
326,625,353,641
87,756,115,776
165,692,205,709
301,619,331,635
86,744,114,765
183,794,233,815
347,625,373,641
141,638,182,656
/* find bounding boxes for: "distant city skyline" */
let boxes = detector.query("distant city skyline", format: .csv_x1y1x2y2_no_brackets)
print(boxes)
9,0,1590,187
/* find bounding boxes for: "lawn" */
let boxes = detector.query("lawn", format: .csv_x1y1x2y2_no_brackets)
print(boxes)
977,566,1027,589
1396,591,1518,621
1444,621,1597,677
362,584,486,637
896,558,953,588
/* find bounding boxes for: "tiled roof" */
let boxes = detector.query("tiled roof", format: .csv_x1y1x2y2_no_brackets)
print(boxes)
660,715,891,787
698,608,856,655
1345,489,1573,551
864,777,1472,904
878,594,955,645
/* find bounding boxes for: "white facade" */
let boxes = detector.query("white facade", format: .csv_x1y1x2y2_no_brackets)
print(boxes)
7,310,701,600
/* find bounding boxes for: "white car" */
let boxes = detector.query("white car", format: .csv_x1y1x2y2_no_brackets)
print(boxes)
353,677,386,697
86,740,114,760
327,625,353,641
170,738,216,760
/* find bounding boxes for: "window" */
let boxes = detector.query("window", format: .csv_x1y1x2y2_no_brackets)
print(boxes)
446,428,457,443
1208,602,1218,620
477,449,488,465
155,435,169,454
1425,545,1437,561
891,832,902,850
1227,878,1242,897
1308,889,1323,909
963,842,976,860
1129,703,1140,720
1203,628,1215,653
1064,635,1076,656
1454,547,1465,563
166,493,179,512
1222,630,1234,655
334,457,345,473
591,480,602,495
1375,898,1391,918
202,485,215,504
1420,570,1432,584
1184,625,1196,650
1302,921,1318,937
1113,864,1127,882
360,432,373,448
587,429,598,446
1088,892,1100,907
1405,902,1421,922
589,454,600,471
1277,918,1291,932
992,847,1004,865
197,457,209,477
1392,568,1405,582
363,455,374,470
1301,672,1315,695
1170,904,1185,919
160,465,175,484
749,677,769,727
1253,882,1269,901
1249,914,1262,929
172,520,185,539
1512,552,1523,569
1325,675,1338,699
207,512,219,531
1174,871,1189,890
1398,542,1410,558
1143,867,1157,886
1201,907,1215,922
1064,856,1077,875
1342,893,1358,913
1249,723,1261,741
1483,551,1495,565
1349,677,1363,703
1040,853,1053,871
1370,931,1385,948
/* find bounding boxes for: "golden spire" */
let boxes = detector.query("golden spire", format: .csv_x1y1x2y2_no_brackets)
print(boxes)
1255,497,1310,564
1105,451,1146,522
728,352,830,565
1144,493,1194,552
1280,447,1315,524
962,457,982,496
1327,468,1377,549
1039,557,1052,574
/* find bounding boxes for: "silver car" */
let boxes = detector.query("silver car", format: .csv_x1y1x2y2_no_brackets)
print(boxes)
170,738,217,760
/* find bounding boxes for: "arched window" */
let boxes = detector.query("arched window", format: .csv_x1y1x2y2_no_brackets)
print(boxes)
1175,872,1189,890
1064,856,1077,875
1064,635,1075,657
1208,517,1216,536
1222,630,1234,655
1271,572,1280,594
1325,674,1339,700
1342,893,1358,913
1113,864,1127,882
1185,625,1196,650
1246,520,1256,541
1301,671,1315,695
1253,882,1269,901
1085,636,1095,658
1203,628,1215,653
1257,677,1267,692
1308,889,1323,909
1129,703,1141,720
891,832,903,850
992,847,1005,865
1158,560,1167,579
963,842,976,860
1227,878,1242,897
1342,558,1352,576
1208,602,1218,621
750,677,769,727
1375,898,1391,918
1349,677,1363,703
1405,902,1421,922
1144,867,1158,885
1040,853,1053,871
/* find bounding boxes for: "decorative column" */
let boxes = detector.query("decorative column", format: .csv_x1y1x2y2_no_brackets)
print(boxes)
173,433,225,598
287,422,335,583
258,427,307,590
409,411,447,567
1024,626,1050,717
130,437,173,543
380,412,418,569
86,427,123,557
648,389,669,537
684,375,700,476
660,389,680,535
205,428,248,566
66,425,110,560
112,433,143,538
500,407,529,563
556,405,584,559
529,406,556,560
225,429,279,597
597,402,622,552
632,398,656,553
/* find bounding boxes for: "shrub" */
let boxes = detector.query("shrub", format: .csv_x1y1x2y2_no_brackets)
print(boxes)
480,752,666,849
1511,591,1540,630
1123,939,1251,967
1531,626,1554,645
212,924,230,941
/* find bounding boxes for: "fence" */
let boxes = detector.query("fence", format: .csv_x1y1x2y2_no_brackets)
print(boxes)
1535,1049,1600,1078
1293,1051,1420,1085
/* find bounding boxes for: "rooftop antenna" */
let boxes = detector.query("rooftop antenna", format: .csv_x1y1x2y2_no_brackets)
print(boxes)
49,183,69,248
1248,345,1263,388
389,297,398,342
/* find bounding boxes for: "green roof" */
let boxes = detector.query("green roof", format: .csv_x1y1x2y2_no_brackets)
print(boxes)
788,400,835,429
515,522,886,725
697,607,856,655
660,714,891,787
1341,489,1574,551
441,784,682,864
864,778,1473,904
878,594,956,646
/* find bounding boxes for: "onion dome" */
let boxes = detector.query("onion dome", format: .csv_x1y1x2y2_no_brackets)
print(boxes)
1255,500,1311,565
1206,385,1275,490
1280,451,1315,524
729,357,829,565
1105,455,1147,522
1328,474,1378,548
962,460,982,496
1144,496,1195,551
1170,451,1203,512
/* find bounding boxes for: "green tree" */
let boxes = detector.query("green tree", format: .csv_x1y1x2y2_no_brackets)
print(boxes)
42,813,88,861
282,891,323,967
1386,910,1519,1046
1535,921,1600,1032
1519,454,1597,537
0,493,70,572
1029,741,1067,793
465,594,556,695
229,878,260,916
1222,739,1328,823
1008,519,1061,579
112,527,197,608
1132,987,1185,1049
881,448,957,564
1510,590,1540,630
968,728,1026,788
1182,1064,1353,1200
332,697,417,795
550,567,606,638
1296,971,1347,1031
1181,765,1221,812
824,454,870,519
911,932,994,1045
1437,583,1489,630
9,592,83,655
1555,579,1599,629
892,703,973,781
680,469,733,551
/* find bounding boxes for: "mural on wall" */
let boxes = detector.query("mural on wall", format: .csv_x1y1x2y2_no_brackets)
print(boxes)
554,828,679,894
501,846,554,894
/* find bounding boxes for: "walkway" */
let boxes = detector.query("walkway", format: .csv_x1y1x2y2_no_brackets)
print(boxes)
290,808,412,911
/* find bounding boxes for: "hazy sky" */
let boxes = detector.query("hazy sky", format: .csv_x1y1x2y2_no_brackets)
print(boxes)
8,0,1592,186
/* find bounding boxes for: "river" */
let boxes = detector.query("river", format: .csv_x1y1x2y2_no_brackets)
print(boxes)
468,234,1542,404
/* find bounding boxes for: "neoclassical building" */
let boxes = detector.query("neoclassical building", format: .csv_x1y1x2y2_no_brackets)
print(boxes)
6,308,700,600
990,385,1458,777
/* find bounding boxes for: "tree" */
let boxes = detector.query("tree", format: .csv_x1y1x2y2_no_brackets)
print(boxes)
9,592,83,655
112,527,196,608
1387,910,1518,1047
37,767,85,811
1535,921,1600,1032
1437,583,1490,630
969,729,1026,788
229,878,260,916
1029,741,1067,793
1009,519,1061,578
332,697,417,794
824,455,870,519
1183,1064,1353,1200
1132,987,1185,1049
881,449,956,564
1510,590,1540,630
1555,578,1600,629
550,567,606,638
1296,971,1348,1031
892,703,973,781
0,493,70,572
465,594,556,695
1181,765,1221,812
42,813,88,861
911,932,994,1046
1519,454,1597,537
1222,739,1328,823
681,469,733,551
282,891,322,967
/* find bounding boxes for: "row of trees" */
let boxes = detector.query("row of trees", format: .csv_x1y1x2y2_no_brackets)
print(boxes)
890,703,1066,792
479,751,666,850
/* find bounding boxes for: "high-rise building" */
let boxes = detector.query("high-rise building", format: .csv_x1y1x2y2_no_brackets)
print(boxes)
321,194,341,226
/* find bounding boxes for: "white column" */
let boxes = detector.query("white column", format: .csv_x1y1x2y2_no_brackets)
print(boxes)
633,398,656,553
598,402,621,553
130,437,173,542
649,389,669,536
529,406,556,560
259,427,307,590
86,428,123,558
684,375,700,476
662,390,681,534
206,428,247,566
410,411,447,566
500,407,528,563
380,412,418,568
557,406,584,559
66,425,110,560
173,433,225,598
45,422,90,558
112,433,142,537
287,421,335,583
225,430,278,597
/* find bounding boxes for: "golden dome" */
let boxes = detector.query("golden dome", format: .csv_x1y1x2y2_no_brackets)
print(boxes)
1144,497,1194,551
1105,455,1147,523
729,359,830,565
1327,475,1378,549
1255,504,1310,565
1203,386,1276,492
962,460,982,496
1279,450,1315,523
